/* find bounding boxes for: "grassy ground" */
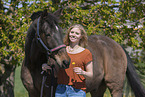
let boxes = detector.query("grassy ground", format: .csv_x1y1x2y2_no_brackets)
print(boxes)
14,66,28,97
14,66,111,97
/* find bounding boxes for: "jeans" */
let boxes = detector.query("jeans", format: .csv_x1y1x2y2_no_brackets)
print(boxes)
55,84,86,97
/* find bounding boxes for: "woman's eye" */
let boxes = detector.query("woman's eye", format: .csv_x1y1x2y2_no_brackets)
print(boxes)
76,32,79,35
70,31,74,34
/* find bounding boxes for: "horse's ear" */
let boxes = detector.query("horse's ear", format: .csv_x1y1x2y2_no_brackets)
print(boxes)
53,8,63,18
41,9,48,18
30,11,43,21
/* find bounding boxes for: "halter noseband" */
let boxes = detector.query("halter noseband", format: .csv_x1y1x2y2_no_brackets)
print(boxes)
36,17,66,55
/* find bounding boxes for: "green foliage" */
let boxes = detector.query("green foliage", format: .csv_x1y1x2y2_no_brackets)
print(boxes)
58,0,144,51
0,0,50,74
1,0,144,68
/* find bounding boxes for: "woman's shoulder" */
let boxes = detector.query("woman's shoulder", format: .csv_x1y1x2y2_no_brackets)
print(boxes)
84,48,91,54
76,48,92,56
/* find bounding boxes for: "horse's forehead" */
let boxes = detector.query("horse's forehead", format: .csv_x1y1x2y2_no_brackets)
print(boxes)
44,21,59,32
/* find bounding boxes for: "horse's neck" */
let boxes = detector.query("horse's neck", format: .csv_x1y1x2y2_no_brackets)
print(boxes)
30,39,47,66
24,26,36,66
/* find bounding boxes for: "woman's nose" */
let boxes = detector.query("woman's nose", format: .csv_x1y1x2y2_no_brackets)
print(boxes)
72,36,75,38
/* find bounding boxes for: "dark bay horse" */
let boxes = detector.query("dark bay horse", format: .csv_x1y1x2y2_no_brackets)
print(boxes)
86,35,145,97
21,9,70,97
21,9,145,97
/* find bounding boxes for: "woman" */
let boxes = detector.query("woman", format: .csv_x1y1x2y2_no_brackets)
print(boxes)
55,24,93,97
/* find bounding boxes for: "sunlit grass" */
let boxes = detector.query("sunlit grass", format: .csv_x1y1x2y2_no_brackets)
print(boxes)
14,66,28,97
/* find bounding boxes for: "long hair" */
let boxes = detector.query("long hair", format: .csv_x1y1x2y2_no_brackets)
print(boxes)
63,24,88,48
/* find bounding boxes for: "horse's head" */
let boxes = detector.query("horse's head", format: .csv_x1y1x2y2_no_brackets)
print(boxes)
31,9,70,69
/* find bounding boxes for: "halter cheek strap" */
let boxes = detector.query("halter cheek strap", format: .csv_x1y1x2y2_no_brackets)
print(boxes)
36,17,66,55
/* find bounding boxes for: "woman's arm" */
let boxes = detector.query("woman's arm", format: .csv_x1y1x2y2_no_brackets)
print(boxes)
73,61,93,79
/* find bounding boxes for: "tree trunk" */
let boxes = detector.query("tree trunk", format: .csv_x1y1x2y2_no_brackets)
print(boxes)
0,64,16,97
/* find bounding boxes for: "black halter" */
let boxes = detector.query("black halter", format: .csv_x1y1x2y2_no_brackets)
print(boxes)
36,17,66,55
37,17,65,97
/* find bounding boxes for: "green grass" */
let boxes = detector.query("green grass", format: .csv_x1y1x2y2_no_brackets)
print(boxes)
14,66,110,97
14,66,28,97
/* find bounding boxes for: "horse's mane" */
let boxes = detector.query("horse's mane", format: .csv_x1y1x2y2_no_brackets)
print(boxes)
42,12,59,25
30,10,59,24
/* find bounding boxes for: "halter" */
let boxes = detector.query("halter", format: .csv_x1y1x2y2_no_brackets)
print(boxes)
37,17,65,97
36,17,66,55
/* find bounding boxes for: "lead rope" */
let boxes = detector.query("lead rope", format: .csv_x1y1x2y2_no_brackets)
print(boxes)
40,72,47,97
40,57,55,97
51,65,54,97
40,69,54,97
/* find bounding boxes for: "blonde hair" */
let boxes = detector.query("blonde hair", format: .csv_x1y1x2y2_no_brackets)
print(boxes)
63,24,88,48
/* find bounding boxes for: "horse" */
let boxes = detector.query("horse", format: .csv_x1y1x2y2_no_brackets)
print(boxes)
21,9,145,97
21,9,70,97
86,35,145,97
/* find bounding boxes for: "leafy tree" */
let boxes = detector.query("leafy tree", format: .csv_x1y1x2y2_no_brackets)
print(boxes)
0,0,25,96
0,0,144,96
0,0,48,96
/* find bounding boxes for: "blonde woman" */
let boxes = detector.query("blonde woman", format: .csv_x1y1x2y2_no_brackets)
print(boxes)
55,24,93,97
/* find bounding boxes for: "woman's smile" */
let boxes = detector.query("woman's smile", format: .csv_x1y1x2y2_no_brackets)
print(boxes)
69,28,82,44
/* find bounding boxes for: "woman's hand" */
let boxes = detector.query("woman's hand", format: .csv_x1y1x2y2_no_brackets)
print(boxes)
42,63,51,71
73,61,93,79
73,67,86,75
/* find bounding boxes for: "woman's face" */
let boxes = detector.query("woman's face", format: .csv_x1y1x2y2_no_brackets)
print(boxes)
69,27,82,44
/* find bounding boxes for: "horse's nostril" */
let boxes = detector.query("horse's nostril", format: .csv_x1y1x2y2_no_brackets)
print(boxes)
63,60,69,65
62,60,70,68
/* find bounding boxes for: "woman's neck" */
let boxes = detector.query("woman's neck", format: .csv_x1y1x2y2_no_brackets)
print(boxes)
66,45,85,54
70,43,79,48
